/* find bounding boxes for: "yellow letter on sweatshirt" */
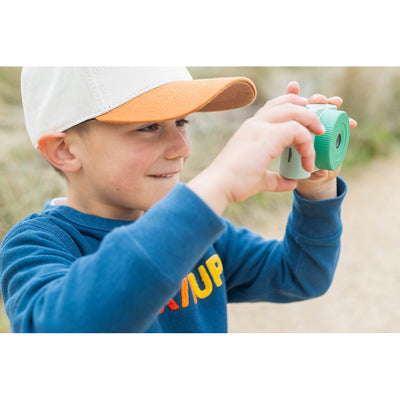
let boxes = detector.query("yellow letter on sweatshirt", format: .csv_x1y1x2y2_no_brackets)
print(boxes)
206,254,223,287
188,266,213,299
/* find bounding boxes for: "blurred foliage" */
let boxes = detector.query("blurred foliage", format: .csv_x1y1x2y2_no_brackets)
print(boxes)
0,67,22,105
1,66,400,332
0,301,10,332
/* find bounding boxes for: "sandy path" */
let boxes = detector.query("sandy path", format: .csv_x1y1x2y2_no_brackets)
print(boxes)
228,153,400,332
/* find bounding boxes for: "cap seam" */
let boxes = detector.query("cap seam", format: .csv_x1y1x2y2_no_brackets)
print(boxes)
88,67,108,110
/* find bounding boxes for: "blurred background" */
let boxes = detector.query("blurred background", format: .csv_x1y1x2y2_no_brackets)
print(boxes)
1,66,400,333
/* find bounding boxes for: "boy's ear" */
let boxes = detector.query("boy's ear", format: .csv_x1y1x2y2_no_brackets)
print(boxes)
37,132,82,173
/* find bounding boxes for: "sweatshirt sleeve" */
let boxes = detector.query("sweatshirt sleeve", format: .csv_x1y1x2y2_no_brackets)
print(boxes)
218,177,347,303
0,183,226,333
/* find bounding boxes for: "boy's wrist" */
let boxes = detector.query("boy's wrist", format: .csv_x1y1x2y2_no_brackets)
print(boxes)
187,169,230,216
295,169,341,201
295,176,347,204
295,179,337,201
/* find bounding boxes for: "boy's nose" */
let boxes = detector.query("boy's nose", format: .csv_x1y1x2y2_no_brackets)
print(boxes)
164,125,192,160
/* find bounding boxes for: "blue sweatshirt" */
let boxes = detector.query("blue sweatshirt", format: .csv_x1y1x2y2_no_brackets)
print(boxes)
0,179,347,333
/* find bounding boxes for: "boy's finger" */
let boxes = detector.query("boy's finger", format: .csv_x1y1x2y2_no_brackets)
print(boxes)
272,121,316,172
308,93,328,104
263,171,297,192
263,104,326,135
286,81,300,95
297,144,316,172
349,118,357,129
311,169,329,178
262,93,308,110
327,96,343,108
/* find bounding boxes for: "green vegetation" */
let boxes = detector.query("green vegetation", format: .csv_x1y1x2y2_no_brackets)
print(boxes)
1,67,399,332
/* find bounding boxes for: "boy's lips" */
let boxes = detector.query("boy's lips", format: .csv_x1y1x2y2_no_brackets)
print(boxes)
148,170,182,179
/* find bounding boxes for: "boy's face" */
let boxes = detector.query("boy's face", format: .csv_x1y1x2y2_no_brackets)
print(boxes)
66,118,192,220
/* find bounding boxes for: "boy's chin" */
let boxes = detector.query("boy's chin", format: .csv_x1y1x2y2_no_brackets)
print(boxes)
147,180,180,206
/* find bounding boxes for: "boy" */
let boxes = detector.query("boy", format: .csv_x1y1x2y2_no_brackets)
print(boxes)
0,67,355,332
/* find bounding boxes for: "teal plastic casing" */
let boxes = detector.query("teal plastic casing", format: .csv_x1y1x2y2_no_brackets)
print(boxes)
279,104,350,179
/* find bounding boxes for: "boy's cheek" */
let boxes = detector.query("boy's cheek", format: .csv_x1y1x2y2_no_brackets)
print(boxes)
124,149,154,173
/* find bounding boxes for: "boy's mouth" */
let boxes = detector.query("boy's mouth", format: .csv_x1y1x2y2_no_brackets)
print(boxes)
148,171,181,179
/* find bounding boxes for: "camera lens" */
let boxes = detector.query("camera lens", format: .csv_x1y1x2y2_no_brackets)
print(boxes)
336,134,341,149
314,109,350,170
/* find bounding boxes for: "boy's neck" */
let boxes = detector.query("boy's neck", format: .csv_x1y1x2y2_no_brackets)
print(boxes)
66,184,144,221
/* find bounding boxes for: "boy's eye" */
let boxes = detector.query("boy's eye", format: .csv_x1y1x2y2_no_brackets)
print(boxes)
176,118,189,127
138,123,160,132
137,119,188,133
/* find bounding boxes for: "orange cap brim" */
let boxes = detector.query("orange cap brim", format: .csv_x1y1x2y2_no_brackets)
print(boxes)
96,77,256,123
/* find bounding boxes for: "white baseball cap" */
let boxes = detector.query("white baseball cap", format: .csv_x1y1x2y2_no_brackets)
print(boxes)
21,67,257,148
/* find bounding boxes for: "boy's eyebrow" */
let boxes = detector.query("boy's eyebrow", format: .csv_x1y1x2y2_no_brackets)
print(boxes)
122,121,154,130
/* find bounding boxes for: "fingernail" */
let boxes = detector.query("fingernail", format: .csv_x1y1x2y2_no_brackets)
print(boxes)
314,170,326,177
350,118,358,126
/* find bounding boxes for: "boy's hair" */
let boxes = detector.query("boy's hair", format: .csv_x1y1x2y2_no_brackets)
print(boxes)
21,67,256,149
68,119,92,135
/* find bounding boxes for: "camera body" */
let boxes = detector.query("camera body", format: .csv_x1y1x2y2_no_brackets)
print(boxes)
279,103,350,179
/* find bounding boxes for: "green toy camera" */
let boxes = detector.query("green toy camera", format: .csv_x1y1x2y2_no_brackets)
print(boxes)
279,103,350,179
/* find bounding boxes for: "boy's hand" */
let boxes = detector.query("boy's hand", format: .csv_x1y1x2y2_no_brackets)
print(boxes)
188,89,326,215
287,81,357,201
